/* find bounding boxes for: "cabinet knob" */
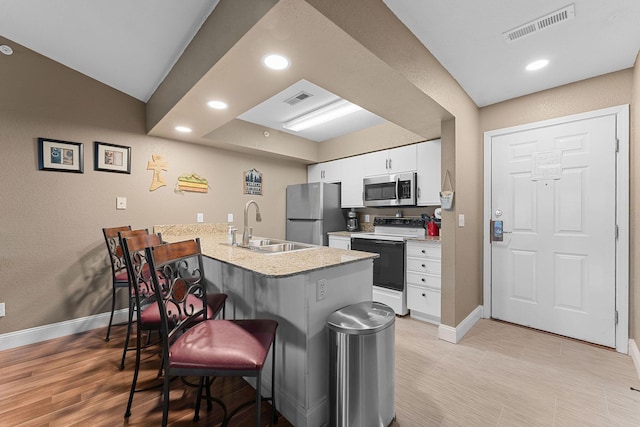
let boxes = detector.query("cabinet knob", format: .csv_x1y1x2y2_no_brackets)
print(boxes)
421,293,426,297
421,278,425,282
421,264,426,268
421,250,426,254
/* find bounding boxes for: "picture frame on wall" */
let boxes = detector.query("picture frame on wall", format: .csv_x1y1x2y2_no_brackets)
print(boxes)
38,137,84,173
94,141,131,174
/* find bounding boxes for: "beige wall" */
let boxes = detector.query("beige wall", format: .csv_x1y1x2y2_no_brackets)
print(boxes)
480,69,636,342
0,40,306,334
632,53,640,343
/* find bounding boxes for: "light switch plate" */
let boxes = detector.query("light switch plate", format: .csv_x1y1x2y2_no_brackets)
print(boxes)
458,214,465,227
197,213,204,223
227,213,234,223
116,196,127,210
0,303,5,317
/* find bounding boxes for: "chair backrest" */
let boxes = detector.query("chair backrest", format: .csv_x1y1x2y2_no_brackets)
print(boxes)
103,226,132,277
120,233,163,304
146,238,207,343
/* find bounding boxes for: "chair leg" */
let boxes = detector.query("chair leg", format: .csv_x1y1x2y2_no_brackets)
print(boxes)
105,285,117,341
161,367,171,427
120,297,135,370
124,319,143,418
194,377,205,421
255,374,261,427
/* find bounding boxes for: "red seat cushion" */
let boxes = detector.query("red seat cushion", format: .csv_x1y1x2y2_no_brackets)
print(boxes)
168,319,278,371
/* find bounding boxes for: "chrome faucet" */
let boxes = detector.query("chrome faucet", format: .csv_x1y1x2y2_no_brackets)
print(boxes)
242,200,262,246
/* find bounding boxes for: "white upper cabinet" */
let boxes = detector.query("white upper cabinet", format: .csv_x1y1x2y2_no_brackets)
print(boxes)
307,141,440,207
307,159,342,183
341,155,365,208
363,145,417,177
416,139,441,206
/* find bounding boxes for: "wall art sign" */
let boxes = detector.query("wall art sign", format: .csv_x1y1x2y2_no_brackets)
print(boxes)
243,168,263,195
177,173,209,193
94,141,131,174
147,154,168,191
38,137,84,173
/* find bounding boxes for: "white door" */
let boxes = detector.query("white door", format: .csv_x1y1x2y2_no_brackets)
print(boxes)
491,115,617,347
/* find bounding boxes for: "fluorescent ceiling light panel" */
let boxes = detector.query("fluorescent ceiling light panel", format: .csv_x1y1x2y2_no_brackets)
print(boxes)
175,126,192,133
283,99,362,132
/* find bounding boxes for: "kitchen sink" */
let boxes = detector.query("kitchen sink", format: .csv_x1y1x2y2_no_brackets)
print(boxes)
253,242,314,253
221,237,318,254
249,238,317,253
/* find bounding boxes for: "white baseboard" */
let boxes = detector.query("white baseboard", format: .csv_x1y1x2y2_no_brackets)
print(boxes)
0,309,129,352
438,305,483,344
629,339,640,379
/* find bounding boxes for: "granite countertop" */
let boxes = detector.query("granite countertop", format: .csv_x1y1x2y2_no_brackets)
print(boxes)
154,223,378,278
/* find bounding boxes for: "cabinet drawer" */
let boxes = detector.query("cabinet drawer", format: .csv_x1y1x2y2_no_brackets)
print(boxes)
407,285,441,318
406,258,441,275
406,243,441,259
406,271,441,290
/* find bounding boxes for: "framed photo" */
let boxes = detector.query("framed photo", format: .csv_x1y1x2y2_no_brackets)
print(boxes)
38,137,84,173
94,141,131,174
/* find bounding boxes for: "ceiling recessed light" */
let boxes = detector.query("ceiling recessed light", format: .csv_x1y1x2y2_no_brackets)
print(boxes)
207,100,228,110
262,54,290,70
0,45,13,56
526,59,549,71
175,126,192,133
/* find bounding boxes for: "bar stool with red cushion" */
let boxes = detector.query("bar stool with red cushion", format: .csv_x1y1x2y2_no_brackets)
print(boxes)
102,225,132,341
144,238,277,427
117,228,154,370
121,235,228,419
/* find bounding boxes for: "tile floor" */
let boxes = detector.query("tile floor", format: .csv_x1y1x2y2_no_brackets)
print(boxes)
393,317,640,426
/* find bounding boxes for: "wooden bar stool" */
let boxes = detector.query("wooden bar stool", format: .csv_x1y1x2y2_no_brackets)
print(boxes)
102,225,132,341
145,238,277,427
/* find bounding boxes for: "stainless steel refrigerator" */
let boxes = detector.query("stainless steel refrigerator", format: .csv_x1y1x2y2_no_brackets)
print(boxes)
286,182,343,246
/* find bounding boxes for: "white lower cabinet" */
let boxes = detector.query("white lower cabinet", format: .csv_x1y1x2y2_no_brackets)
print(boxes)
406,240,441,324
328,234,351,250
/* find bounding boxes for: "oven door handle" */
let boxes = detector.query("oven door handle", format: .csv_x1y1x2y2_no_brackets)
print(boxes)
373,240,404,246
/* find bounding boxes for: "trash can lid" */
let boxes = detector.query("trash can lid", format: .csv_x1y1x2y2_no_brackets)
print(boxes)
327,301,395,335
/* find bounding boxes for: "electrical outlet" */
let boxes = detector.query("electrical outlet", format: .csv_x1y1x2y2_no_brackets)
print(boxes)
227,213,234,222
317,279,327,301
0,303,5,317
458,214,465,227
116,196,127,210
197,213,204,223
364,214,370,223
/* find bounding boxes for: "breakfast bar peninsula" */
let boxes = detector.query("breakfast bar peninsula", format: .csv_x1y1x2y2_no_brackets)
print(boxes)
154,223,376,427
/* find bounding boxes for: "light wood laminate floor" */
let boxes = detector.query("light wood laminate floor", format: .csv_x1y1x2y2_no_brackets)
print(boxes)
1,317,639,426
393,317,640,426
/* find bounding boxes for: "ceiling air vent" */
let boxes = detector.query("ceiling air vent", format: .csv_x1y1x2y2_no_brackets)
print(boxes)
503,4,575,43
284,91,313,106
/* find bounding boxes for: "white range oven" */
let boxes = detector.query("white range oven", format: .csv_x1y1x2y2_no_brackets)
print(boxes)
350,217,426,315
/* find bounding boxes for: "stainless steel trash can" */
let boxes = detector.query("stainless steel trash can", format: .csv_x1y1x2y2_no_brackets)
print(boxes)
327,301,395,427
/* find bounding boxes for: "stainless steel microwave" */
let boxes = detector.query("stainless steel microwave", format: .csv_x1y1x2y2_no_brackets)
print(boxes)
363,172,417,207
